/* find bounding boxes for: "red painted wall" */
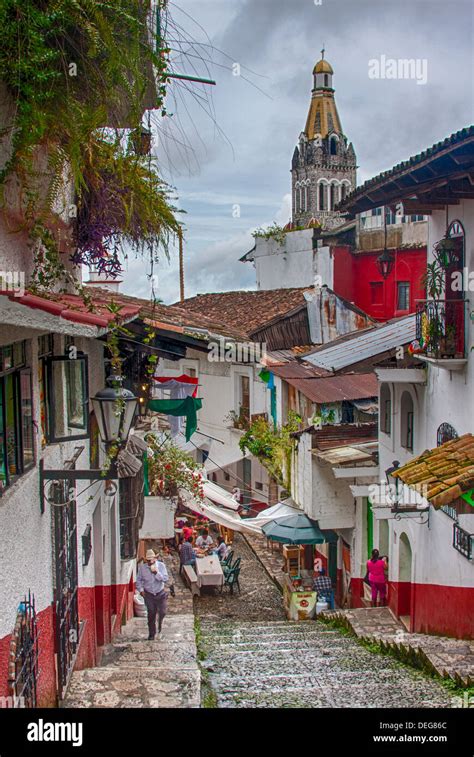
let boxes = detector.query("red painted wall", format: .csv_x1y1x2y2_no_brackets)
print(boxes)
0,605,57,707
0,580,134,706
333,246,427,322
389,581,474,639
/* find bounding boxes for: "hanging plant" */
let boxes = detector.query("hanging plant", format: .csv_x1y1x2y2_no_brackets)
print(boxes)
71,136,180,277
0,0,176,289
145,435,205,500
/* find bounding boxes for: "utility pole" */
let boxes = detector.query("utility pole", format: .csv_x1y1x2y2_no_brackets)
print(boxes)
178,227,185,302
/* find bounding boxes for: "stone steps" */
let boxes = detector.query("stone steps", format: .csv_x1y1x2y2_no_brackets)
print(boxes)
321,608,474,688
62,615,201,708
199,619,454,709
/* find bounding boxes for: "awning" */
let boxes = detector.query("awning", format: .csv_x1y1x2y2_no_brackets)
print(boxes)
180,490,262,534
243,499,301,526
202,479,240,511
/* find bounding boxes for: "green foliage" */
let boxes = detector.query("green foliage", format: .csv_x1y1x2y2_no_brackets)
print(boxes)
0,0,178,286
239,411,302,489
145,434,204,499
252,222,287,244
422,261,445,299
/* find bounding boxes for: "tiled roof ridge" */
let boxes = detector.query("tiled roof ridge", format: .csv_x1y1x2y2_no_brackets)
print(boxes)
341,125,474,207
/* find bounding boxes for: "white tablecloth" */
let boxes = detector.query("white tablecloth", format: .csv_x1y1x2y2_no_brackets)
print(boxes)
195,556,224,588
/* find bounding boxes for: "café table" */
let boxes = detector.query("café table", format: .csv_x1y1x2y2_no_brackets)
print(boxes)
195,555,224,590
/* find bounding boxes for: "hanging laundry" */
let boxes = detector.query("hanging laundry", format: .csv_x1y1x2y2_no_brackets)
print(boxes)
148,396,203,442
153,374,199,434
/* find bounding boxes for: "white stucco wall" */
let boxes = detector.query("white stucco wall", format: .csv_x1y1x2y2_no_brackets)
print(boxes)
375,200,474,590
0,329,133,641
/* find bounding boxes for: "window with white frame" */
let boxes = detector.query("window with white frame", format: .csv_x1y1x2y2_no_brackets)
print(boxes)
400,391,414,451
380,383,391,435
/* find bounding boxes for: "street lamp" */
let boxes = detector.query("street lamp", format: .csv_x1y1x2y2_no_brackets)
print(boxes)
91,375,138,444
40,376,139,511
376,206,395,279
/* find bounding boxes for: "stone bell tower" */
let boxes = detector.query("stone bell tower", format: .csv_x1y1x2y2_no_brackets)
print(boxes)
291,50,357,230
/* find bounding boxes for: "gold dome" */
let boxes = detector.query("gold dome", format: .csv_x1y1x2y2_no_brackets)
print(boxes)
313,58,334,75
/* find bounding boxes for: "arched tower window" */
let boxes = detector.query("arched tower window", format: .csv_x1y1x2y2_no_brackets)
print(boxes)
319,183,325,211
400,391,414,450
330,183,337,210
324,74,328,87
330,137,337,156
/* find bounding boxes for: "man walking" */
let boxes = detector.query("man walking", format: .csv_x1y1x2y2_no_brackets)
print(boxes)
136,549,169,640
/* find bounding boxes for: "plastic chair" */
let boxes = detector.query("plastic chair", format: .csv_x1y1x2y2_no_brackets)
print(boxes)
221,550,234,570
223,556,240,577
222,566,241,595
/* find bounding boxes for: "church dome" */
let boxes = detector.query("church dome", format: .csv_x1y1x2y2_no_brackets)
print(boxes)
313,58,333,75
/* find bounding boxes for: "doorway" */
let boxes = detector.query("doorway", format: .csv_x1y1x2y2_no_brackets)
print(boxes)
398,532,413,630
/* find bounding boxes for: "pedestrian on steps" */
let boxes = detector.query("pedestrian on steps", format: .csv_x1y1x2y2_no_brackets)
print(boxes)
367,549,388,608
136,549,169,640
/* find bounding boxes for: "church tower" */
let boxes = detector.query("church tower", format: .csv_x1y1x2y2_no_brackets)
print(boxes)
291,50,357,230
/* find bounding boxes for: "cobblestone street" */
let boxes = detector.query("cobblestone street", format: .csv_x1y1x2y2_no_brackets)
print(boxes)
196,534,454,709
199,620,454,709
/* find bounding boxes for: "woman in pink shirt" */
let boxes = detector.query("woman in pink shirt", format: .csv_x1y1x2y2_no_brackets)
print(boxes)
367,548,387,607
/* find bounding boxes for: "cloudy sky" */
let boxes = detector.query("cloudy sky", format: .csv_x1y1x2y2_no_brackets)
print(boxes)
119,0,473,304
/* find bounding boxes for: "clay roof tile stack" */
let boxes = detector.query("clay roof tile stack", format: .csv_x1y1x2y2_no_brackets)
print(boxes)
392,433,474,508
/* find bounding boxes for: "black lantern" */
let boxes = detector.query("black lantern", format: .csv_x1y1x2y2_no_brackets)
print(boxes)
376,206,395,279
91,375,138,446
376,247,395,279
433,237,458,270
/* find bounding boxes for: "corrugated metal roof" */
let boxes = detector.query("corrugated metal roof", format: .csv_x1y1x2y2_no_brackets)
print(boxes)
270,362,330,380
284,373,378,404
304,315,416,372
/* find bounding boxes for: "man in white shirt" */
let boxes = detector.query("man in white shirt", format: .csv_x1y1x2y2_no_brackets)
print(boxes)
136,549,169,640
195,528,214,550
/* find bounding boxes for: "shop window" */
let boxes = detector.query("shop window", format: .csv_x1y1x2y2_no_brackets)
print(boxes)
397,281,410,311
46,355,89,443
0,342,34,492
380,384,391,435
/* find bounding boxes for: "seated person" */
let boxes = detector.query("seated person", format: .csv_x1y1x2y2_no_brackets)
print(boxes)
313,568,334,609
195,528,214,550
182,525,194,541
214,536,229,561
179,537,196,567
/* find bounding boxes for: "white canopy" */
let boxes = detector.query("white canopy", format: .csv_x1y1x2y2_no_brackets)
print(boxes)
244,499,301,527
202,480,240,511
180,490,263,535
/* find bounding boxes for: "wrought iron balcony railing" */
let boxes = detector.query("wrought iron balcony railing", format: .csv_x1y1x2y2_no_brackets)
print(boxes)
453,523,473,560
416,299,466,359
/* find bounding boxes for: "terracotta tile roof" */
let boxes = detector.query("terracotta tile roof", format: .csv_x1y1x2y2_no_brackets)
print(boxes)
176,288,310,337
0,289,140,328
84,288,247,340
392,433,474,509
